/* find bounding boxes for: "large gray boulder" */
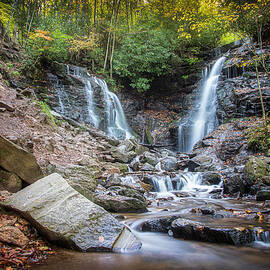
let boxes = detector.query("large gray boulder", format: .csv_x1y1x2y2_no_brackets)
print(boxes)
0,135,43,184
55,165,98,201
0,173,141,252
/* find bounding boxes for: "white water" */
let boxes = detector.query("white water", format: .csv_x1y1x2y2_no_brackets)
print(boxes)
178,57,226,152
56,65,132,140
92,77,133,140
149,172,221,198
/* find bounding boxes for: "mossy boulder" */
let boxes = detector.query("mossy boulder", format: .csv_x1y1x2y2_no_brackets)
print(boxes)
55,165,98,201
243,156,270,187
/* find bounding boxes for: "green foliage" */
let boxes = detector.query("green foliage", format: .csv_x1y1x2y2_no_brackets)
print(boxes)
25,29,70,63
114,28,178,92
36,101,57,127
247,119,270,152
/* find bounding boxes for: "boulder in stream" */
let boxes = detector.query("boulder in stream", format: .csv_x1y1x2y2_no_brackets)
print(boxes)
0,173,141,252
171,218,254,246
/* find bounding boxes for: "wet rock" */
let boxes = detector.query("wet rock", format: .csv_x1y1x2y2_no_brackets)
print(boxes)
0,168,22,192
191,155,216,172
141,163,155,171
201,172,221,185
1,173,139,252
223,174,243,195
112,227,142,252
218,138,244,161
200,209,215,215
0,226,29,247
129,157,141,171
0,135,43,184
243,156,270,187
143,152,159,166
103,174,144,193
256,190,270,201
134,144,148,155
160,157,178,172
118,139,136,152
187,160,200,171
107,186,146,202
171,218,253,246
111,147,136,163
142,216,180,233
55,165,97,201
93,193,147,213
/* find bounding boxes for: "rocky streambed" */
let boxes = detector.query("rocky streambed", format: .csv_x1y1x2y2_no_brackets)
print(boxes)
30,193,270,270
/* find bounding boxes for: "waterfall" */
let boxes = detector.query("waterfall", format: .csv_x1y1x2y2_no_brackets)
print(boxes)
52,65,132,140
92,77,133,140
178,57,226,152
148,172,220,196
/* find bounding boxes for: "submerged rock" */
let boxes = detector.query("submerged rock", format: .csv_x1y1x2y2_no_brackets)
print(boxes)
0,135,43,184
1,173,140,252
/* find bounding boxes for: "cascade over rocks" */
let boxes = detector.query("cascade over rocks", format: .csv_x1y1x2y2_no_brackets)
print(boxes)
0,173,141,252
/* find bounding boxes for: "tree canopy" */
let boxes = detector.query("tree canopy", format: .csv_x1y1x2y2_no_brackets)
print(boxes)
0,0,269,92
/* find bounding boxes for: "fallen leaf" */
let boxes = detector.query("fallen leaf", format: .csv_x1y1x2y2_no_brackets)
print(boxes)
98,235,104,243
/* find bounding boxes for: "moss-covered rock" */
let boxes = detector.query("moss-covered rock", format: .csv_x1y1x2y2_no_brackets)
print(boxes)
55,165,98,201
243,156,270,187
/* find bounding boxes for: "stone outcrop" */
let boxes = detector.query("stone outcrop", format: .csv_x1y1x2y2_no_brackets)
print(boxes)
0,135,43,184
1,173,141,252
0,168,22,192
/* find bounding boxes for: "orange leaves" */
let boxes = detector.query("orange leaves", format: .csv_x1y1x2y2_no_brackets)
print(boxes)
255,212,264,223
31,30,53,41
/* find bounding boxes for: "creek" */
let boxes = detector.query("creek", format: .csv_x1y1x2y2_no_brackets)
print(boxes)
32,188,270,270
36,55,270,269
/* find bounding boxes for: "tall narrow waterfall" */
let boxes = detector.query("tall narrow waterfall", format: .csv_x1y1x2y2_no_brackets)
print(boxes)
178,57,226,152
52,65,132,140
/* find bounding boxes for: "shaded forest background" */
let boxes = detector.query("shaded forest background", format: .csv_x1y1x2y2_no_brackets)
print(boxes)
0,0,269,93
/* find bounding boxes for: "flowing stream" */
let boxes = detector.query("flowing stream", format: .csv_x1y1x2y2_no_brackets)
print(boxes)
40,60,270,270
33,172,270,270
178,57,226,152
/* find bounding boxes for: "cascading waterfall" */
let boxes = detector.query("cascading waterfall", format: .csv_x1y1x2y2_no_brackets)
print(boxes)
178,57,226,152
149,171,220,197
53,65,132,140
92,77,133,139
